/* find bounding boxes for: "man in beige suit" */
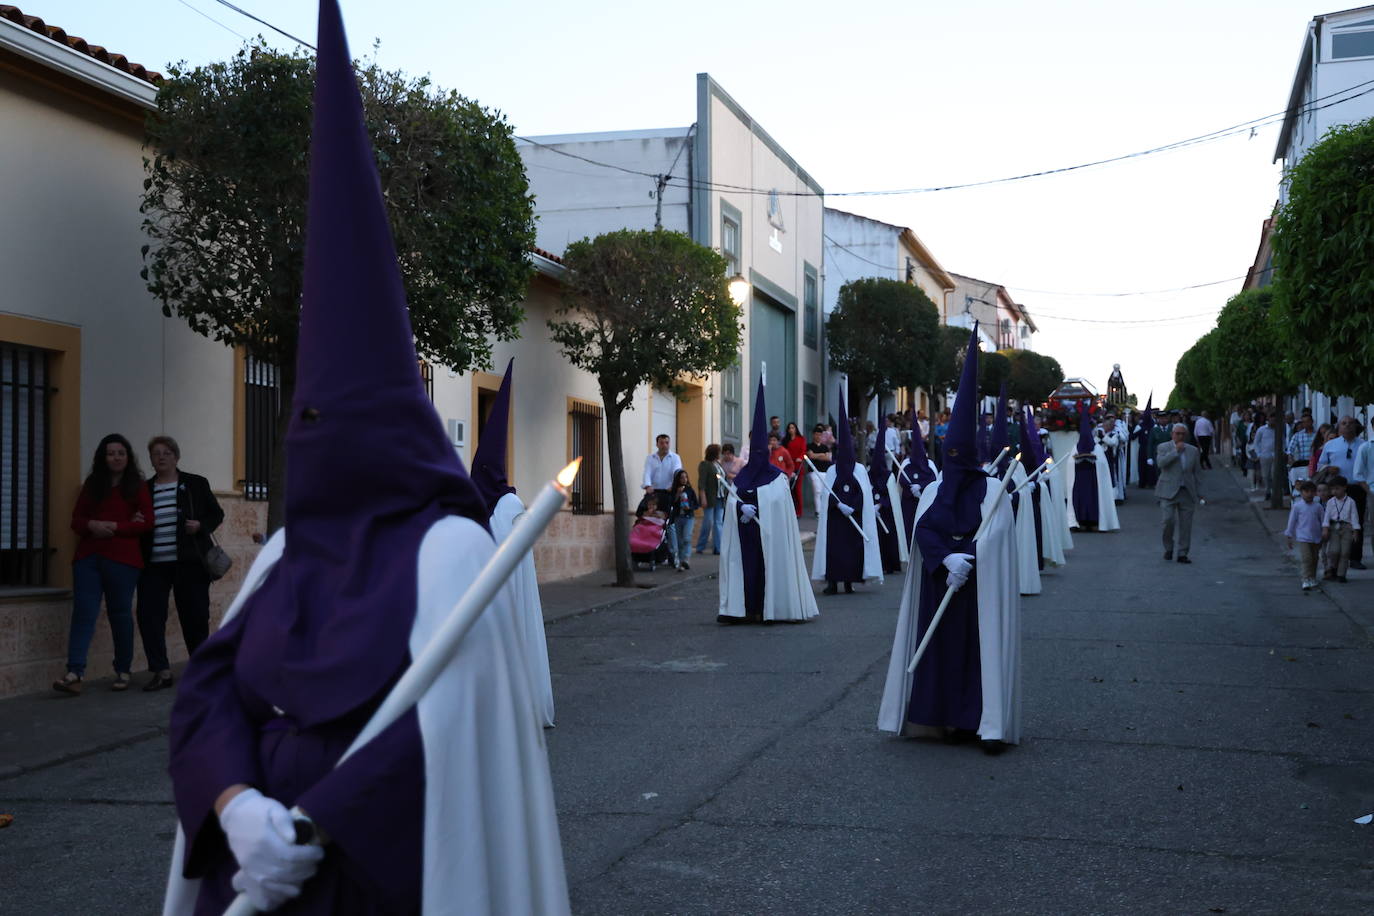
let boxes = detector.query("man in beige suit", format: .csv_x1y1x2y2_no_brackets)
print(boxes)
1156,422,1203,563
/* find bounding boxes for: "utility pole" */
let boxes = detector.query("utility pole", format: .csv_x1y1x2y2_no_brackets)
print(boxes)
653,174,670,229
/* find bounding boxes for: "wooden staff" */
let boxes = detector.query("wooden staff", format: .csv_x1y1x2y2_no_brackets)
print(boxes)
804,456,870,542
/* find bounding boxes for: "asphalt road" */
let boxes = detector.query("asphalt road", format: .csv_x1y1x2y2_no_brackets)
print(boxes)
4,470,1373,914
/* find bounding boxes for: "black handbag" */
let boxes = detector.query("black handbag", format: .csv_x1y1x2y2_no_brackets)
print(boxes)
187,483,232,581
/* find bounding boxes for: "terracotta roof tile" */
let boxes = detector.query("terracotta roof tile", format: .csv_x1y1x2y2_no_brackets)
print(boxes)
532,246,564,264
1,4,162,84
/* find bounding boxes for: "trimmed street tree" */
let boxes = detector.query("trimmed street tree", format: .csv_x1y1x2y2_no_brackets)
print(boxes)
140,44,534,532
978,350,1011,398
928,324,971,410
826,278,941,418
1213,288,1297,508
1272,117,1374,404
998,348,1064,406
549,229,742,587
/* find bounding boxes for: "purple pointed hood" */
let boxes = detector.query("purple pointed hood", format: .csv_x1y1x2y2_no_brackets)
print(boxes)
1077,402,1096,454
930,327,987,534
1140,393,1155,434
735,377,782,491
471,359,517,515
907,407,936,487
869,416,892,487
1022,406,1048,468
237,0,489,728
989,382,1010,471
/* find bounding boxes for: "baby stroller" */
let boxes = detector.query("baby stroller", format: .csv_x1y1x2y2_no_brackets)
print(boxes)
630,514,670,571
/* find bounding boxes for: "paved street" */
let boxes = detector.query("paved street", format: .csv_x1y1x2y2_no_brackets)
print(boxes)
4,468,1374,913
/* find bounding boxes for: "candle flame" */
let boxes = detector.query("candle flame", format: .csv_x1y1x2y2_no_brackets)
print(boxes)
557,457,583,489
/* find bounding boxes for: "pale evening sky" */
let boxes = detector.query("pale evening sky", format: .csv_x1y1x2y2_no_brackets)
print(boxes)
32,0,1323,404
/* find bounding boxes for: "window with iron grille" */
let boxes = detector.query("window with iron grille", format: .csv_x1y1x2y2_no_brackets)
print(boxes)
419,360,434,402
567,400,604,514
243,356,280,502
1,343,50,587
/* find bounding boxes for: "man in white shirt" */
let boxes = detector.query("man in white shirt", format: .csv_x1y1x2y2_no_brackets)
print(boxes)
1193,411,1215,470
1319,416,1369,569
642,434,683,498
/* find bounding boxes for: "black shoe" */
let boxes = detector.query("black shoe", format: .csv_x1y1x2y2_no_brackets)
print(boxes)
142,672,174,692
1163,551,1173,561
1338,575,1349,583
681,560,690,571
1176,556,1191,564
942,728,978,745
980,739,1010,756
716,614,741,625
822,584,838,595
1350,561,1366,570
1323,569,1337,580
844,583,854,594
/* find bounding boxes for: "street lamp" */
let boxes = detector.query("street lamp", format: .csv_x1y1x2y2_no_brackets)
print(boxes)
728,273,750,306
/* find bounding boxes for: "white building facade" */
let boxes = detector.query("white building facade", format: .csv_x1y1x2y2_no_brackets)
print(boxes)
518,74,826,473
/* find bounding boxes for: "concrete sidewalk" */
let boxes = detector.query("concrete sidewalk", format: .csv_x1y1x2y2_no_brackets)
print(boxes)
0,517,816,780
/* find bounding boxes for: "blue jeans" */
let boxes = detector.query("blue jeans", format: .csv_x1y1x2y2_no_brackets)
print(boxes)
67,554,141,676
695,504,724,553
668,516,695,565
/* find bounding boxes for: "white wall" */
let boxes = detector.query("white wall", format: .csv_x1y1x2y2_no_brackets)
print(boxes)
518,128,693,256
1,68,236,489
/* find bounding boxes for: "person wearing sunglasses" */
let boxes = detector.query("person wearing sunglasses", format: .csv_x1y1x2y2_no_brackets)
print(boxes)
1316,416,1369,570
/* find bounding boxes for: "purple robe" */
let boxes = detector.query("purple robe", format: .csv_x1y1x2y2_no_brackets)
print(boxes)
906,475,988,730
870,473,902,575
169,600,424,915
735,488,766,618
1072,455,1100,526
824,476,866,585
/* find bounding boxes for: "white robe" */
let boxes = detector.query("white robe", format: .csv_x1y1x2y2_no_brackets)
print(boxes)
719,474,820,621
811,467,883,583
886,473,909,564
1096,426,1127,502
492,491,555,728
163,520,570,916
1037,474,1068,567
1086,443,1121,531
877,477,1021,743
1010,465,1041,596
1054,432,1120,533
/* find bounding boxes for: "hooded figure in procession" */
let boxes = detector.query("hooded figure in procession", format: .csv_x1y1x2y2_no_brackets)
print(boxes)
719,379,820,622
989,386,1039,596
869,417,905,575
162,4,570,913
1095,413,1128,503
1069,402,1121,532
898,407,939,549
878,328,1021,753
1136,395,1160,489
812,384,882,593
471,359,555,729
1024,406,1067,567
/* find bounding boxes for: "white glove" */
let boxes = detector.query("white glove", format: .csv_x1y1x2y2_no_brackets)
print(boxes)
942,553,975,591
908,483,922,498
739,504,758,524
1146,459,1155,467
219,788,324,911
837,502,855,517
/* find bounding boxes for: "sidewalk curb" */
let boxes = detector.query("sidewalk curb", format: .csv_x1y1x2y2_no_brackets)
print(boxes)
0,723,167,782
1227,465,1374,643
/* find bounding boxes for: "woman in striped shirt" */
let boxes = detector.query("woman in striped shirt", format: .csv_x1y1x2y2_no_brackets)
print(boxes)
136,436,225,691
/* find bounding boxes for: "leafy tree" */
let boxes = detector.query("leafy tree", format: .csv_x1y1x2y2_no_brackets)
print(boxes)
140,44,535,531
1169,329,1220,410
1212,289,1296,405
549,229,741,587
928,324,971,409
977,350,1011,398
1271,117,1374,403
998,348,1064,405
826,279,941,418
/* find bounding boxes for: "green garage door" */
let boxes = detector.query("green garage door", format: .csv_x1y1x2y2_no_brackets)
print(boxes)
749,291,795,435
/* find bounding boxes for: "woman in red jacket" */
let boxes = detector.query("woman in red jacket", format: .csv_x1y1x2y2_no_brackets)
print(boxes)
53,434,153,695
783,422,807,517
